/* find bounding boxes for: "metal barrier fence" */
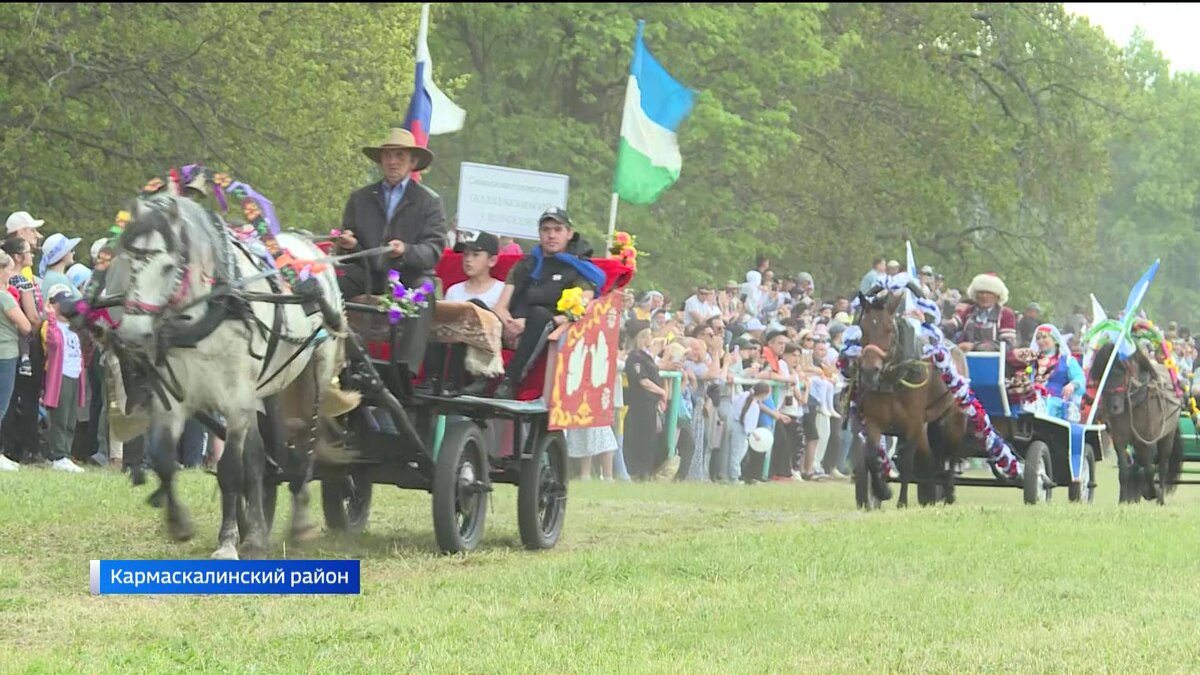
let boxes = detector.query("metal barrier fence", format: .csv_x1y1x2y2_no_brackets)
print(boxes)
653,372,791,481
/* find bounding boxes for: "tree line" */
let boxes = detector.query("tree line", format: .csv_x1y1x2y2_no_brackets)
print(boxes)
2,3,1194,322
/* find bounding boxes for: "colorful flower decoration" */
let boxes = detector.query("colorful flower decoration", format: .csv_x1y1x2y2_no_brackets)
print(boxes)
609,231,641,271
378,270,432,324
557,287,587,322
110,210,132,237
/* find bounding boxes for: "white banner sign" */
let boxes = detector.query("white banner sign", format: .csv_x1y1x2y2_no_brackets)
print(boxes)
456,162,570,240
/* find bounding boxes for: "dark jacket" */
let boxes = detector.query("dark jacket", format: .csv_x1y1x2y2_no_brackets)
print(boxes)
340,179,447,294
504,233,598,317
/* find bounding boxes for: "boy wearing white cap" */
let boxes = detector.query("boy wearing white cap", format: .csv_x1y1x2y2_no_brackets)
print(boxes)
38,233,86,472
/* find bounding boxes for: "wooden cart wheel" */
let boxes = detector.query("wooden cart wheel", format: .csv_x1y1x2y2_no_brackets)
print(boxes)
518,429,568,550
432,421,490,554
1068,444,1096,504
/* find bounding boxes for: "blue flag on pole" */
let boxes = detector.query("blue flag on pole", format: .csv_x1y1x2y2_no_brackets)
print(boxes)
1115,259,1160,360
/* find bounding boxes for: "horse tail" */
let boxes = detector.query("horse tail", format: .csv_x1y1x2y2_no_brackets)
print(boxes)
1166,424,1184,495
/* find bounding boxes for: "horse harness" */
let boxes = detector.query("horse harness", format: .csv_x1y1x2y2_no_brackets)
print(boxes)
111,200,332,412
1104,361,1182,446
854,314,953,416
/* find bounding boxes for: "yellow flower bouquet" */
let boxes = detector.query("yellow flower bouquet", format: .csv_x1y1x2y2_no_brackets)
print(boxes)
557,287,587,322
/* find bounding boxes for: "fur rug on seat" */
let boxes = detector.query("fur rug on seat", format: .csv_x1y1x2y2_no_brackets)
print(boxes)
433,300,505,378
347,295,505,378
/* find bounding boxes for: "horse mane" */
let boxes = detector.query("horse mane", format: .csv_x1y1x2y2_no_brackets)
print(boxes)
115,193,231,297
1091,340,1161,388
119,202,178,252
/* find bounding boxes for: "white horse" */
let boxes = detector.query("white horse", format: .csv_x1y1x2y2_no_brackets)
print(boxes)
100,193,358,559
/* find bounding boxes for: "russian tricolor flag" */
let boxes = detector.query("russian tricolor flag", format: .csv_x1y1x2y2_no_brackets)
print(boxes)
403,4,465,177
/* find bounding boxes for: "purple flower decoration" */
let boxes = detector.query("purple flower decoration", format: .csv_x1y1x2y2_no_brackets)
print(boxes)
387,307,403,325
420,280,434,295
393,283,408,300
388,269,401,284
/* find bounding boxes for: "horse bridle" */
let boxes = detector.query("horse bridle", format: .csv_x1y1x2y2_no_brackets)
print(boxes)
120,212,194,319
1100,356,1181,446
123,247,191,317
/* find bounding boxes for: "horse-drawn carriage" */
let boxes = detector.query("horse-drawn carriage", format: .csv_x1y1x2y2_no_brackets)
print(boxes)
88,166,636,559
289,248,633,554
957,346,1104,504
848,289,1103,509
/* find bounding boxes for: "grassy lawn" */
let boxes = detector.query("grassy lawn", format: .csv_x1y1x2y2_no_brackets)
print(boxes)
2,461,1200,674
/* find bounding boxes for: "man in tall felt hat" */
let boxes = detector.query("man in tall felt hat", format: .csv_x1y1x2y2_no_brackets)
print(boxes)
949,272,1017,354
336,127,447,297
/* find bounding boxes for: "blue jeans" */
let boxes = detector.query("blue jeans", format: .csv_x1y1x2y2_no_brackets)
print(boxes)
0,357,17,425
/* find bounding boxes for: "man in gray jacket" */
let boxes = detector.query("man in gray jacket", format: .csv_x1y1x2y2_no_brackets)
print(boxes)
336,128,448,297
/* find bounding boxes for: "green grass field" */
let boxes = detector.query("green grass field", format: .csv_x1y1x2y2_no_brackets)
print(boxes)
3,462,1200,674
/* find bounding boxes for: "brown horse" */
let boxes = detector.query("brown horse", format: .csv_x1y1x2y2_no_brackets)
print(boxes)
1088,342,1183,504
855,291,968,507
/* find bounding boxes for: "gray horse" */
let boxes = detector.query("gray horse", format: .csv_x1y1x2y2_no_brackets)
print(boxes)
99,193,357,558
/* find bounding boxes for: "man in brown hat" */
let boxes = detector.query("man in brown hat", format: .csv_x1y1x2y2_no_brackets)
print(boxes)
336,127,447,296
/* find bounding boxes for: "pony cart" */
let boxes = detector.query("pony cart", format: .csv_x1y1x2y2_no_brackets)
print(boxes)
956,346,1104,504
308,249,632,554
848,292,1100,510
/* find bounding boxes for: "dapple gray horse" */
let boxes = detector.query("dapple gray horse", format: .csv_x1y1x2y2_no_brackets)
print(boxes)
100,193,357,559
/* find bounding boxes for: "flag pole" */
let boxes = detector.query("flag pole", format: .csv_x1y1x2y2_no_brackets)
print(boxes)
1085,259,1160,426
606,192,620,251
1085,328,1124,426
608,19,644,252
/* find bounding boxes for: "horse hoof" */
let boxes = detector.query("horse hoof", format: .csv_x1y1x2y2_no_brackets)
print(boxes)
289,524,320,544
211,544,239,560
168,515,194,542
239,543,267,560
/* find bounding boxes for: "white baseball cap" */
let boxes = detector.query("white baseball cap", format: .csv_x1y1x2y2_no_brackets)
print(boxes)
6,211,45,234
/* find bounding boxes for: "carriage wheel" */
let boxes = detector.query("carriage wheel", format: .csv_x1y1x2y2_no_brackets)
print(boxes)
1023,441,1054,505
1068,444,1096,504
518,429,567,550
321,467,373,533
432,421,490,554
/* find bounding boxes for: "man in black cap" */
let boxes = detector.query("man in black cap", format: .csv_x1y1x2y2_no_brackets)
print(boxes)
490,207,605,399
335,127,447,298
424,233,504,395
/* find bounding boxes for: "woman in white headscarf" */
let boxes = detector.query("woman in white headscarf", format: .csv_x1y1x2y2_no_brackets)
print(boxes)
740,271,764,322
1019,323,1085,421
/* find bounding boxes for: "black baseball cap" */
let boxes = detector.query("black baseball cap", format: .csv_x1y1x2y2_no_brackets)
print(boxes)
539,207,572,227
454,231,499,256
